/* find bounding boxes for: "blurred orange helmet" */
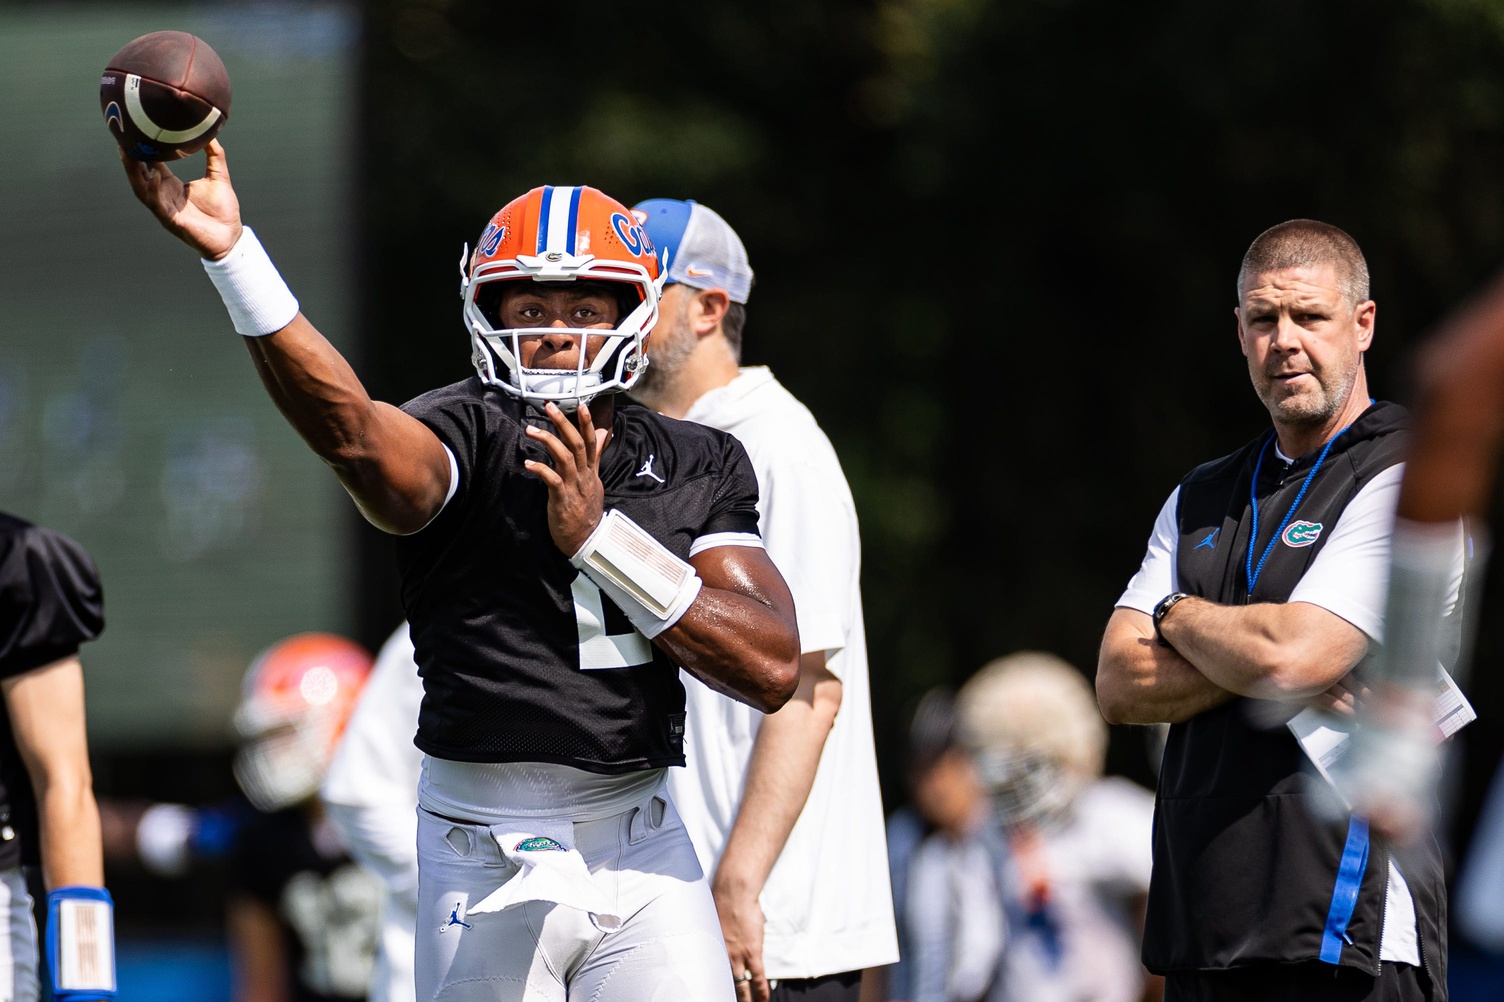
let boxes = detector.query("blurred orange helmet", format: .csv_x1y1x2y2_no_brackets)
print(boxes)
461,185,663,410
232,633,373,812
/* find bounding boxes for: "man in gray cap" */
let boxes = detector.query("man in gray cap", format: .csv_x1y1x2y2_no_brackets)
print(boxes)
630,199,898,1002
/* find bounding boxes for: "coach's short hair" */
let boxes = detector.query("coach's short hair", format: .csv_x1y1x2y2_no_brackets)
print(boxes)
1237,219,1371,308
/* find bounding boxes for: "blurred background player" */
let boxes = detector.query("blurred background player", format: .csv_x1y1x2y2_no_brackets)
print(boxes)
953,652,1158,1002
882,688,1005,1002
320,624,421,1002
101,633,379,1002
0,510,116,1002
229,633,379,1002
629,197,898,1001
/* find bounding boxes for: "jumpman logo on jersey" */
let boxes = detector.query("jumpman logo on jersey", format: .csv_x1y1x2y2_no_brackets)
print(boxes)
635,454,665,483
1194,528,1220,551
441,902,472,932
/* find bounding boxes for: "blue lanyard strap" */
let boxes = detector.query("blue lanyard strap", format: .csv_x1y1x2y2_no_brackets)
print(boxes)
1245,432,1338,594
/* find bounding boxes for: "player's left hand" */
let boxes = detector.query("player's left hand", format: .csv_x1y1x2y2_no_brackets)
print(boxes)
524,402,612,556
713,882,769,1002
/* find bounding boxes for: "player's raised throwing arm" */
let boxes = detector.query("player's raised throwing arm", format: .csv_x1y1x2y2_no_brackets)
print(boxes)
119,142,452,534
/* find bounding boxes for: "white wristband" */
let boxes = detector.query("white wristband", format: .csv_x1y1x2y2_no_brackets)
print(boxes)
201,226,300,336
571,509,702,639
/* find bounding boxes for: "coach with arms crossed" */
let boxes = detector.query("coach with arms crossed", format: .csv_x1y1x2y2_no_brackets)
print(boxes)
1098,220,1454,1002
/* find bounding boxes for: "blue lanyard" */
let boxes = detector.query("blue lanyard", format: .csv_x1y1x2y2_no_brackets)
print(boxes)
1245,431,1340,594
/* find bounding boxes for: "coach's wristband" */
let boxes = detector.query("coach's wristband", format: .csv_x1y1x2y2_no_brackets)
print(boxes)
201,226,300,336
46,886,116,1001
571,509,702,639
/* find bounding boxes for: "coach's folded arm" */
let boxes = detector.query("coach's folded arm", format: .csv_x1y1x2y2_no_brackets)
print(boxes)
1097,598,1367,725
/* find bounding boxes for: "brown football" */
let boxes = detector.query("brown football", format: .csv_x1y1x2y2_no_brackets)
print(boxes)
101,31,231,162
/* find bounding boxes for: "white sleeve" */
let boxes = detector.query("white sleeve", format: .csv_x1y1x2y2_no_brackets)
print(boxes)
759,457,857,665
321,622,425,893
1287,465,1463,642
1116,487,1181,616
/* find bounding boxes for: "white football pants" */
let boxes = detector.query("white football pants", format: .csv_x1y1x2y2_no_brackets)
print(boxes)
0,868,38,1002
415,791,736,1001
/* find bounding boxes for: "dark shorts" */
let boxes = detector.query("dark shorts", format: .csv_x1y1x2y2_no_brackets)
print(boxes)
1165,962,1436,1002
770,970,862,1002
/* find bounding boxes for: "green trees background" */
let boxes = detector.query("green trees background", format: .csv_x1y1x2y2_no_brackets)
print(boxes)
353,0,1504,838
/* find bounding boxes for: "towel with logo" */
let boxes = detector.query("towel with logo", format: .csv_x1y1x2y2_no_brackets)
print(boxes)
467,819,622,932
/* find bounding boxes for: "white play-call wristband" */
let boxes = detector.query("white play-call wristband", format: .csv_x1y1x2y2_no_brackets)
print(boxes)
47,886,116,1000
201,226,300,336
570,509,702,639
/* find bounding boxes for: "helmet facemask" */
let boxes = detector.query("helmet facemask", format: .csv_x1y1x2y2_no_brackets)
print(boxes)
463,249,662,412
973,745,1079,833
231,693,338,812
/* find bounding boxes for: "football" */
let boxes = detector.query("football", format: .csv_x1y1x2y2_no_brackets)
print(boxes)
101,30,231,162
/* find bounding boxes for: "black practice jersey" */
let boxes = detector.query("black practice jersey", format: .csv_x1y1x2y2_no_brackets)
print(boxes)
0,513,104,868
398,378,762,771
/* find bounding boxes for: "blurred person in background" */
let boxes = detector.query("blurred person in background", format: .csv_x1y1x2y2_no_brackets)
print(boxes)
629,197,898,1002
101,633,380,1002
229,633,380,1002
954,652,1158,1002
0,511,115,1002
320,623,421,1002
1097,220,1459,1001
882,688,1004,1002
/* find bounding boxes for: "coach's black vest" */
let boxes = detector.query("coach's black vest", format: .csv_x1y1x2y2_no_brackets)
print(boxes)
1144,401,1447,990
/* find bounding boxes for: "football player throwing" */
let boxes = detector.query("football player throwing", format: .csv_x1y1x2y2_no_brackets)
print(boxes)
120,143,801,1001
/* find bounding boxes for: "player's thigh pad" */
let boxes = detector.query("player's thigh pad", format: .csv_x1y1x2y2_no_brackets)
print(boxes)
566,794,735,1002
0,868,38,1002
416,810,583,1002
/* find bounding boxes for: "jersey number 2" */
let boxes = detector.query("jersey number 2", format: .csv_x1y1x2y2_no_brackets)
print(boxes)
572,575,654,670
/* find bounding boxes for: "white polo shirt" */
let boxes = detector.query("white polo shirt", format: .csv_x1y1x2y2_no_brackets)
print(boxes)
667,366,899,978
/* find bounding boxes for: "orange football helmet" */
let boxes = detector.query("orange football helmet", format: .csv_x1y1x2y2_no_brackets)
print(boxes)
231,633,374,812
461,185,663,409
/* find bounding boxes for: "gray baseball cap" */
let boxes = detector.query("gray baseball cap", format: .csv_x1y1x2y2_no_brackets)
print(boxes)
632,199,753,304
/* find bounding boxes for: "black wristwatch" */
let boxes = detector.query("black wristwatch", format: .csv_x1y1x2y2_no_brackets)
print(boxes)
1152,592,1190,648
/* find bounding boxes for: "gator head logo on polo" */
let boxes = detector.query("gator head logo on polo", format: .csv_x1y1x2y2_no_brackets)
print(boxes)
514,836,566,852
1281,520,1324,548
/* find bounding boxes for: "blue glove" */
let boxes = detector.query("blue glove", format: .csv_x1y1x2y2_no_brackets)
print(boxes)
46,887,115,1001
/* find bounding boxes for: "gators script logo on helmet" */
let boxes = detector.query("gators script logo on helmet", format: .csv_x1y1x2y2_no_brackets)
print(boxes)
461,185,663,410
